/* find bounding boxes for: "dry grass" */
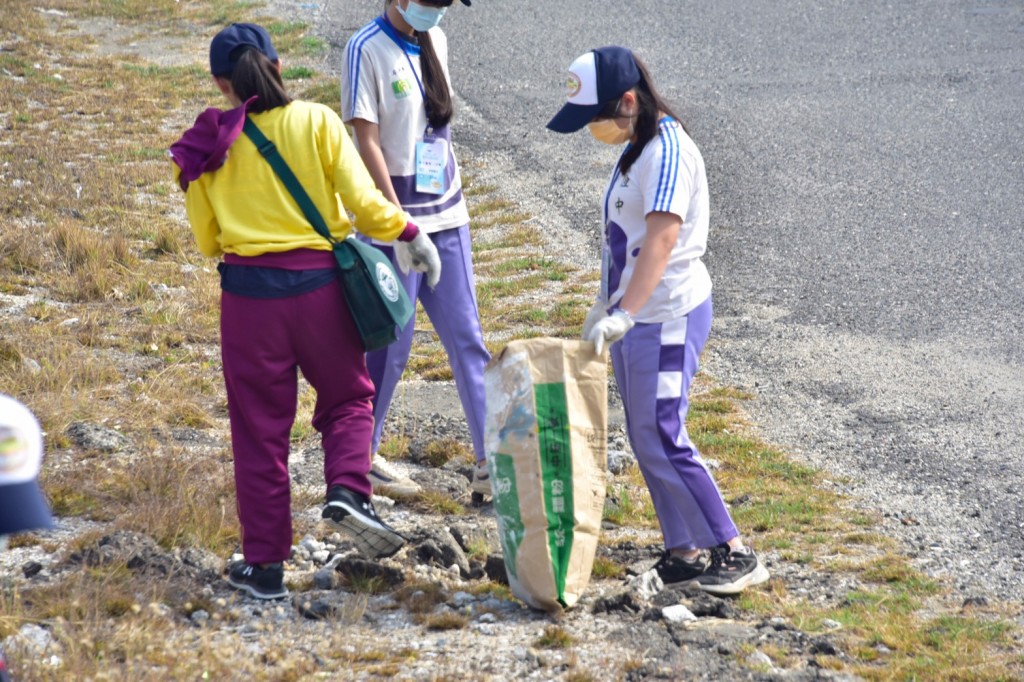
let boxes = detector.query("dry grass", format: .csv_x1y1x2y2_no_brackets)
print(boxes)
1,1,1022,680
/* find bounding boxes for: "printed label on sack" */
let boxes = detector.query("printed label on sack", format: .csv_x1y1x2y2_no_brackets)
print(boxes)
493,452,524,580
376,262,400,302
535,382,574,605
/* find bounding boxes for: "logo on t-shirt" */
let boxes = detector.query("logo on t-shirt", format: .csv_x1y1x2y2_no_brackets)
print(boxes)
391,78,413,99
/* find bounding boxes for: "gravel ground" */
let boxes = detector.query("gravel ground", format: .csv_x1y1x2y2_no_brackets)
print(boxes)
4,2,1023,679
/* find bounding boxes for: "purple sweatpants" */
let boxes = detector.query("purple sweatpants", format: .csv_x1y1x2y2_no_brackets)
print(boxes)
610,296,739,551
221,279,374,564
365,225,490,462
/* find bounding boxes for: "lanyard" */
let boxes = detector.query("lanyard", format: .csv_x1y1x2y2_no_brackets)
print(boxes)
381,13,431,134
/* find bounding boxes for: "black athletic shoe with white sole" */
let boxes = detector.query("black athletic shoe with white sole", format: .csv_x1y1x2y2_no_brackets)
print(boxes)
322,485,406,559
226,561,289,600
653,550,707,586
694,544,770,595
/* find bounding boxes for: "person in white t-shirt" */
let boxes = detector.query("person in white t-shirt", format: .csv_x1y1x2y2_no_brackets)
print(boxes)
341,0,491,498
547,47,771,595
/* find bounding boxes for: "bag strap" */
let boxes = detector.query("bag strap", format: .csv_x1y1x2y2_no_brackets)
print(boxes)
242,117,336,246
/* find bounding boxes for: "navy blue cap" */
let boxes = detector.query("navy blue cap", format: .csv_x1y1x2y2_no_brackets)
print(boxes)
210,23,279,77
547,46,641,133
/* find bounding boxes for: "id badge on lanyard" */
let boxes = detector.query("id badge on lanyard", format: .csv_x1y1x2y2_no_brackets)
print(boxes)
415,130,448,195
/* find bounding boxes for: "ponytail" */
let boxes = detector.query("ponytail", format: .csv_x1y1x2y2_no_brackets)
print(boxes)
617,55,685,177
230,48,292,113
417,30,453,129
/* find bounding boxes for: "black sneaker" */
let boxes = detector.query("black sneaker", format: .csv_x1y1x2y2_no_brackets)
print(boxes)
322,485,406,559
653,550,707,586
226,561,289,600
694,544,770,595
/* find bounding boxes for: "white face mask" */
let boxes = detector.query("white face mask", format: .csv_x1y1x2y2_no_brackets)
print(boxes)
398,0,448,32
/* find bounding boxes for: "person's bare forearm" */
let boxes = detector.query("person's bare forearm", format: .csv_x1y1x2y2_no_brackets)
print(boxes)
618,211,680,315
350,118,401,208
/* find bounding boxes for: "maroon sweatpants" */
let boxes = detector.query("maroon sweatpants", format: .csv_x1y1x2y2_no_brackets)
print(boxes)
221,279,373,564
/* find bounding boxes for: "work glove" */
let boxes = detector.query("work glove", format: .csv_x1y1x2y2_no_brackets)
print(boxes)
395,231,441,289
581,298,607,339
586,309,635,355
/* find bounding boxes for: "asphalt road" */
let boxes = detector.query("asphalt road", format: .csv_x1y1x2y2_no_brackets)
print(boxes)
317,1,1024,599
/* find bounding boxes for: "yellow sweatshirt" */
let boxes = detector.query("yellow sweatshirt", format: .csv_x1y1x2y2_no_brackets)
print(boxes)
179,100,408,258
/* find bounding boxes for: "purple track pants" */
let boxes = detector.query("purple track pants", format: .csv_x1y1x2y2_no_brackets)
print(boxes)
610,296,739,551
221,280,374,564
365,225,490,463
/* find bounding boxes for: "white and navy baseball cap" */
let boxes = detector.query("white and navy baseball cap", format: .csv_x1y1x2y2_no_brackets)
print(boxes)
0,394,53,535
547,46,642,133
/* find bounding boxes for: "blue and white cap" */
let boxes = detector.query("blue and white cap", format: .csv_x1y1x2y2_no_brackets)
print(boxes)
546,46,641,133
0,394,53,536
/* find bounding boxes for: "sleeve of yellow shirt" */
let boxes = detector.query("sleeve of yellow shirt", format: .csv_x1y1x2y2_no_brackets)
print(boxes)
171,159,222,258
322,113,409,243
185,178,223,258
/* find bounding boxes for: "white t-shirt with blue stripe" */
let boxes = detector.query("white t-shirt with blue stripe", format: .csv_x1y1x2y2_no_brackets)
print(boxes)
602,118,711,322
341,16,469,233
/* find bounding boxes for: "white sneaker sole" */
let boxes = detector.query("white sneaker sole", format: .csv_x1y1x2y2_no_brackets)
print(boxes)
696,561,771,596
323,501,406,559
369,471,422,497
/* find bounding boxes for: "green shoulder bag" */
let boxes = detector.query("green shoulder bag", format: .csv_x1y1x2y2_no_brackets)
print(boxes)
242,117,413,351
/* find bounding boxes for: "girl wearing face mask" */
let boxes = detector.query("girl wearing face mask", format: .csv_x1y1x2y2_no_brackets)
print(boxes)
341,0,492,499
547,47,771,595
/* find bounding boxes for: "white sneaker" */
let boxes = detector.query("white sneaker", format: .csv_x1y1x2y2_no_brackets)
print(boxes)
470,460,491,496
369,455,421,496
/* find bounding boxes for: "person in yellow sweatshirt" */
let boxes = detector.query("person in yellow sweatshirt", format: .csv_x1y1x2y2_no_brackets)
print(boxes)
170,23,441,600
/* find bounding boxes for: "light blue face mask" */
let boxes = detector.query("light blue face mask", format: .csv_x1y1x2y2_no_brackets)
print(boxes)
398,1,447,32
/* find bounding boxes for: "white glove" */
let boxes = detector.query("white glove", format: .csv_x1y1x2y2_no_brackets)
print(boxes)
586,309,635,355
395,231,441,289
581,299,606,339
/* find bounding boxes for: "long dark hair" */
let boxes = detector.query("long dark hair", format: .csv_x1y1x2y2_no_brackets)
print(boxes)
609,54,685,176
390,0,454,129
230,48,292,113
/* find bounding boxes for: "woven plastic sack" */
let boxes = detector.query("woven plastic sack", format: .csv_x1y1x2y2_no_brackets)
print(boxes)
484,337,608,612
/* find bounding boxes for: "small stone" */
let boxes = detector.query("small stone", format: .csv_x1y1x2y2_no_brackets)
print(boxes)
299,536,324,553
311,550,330,564
746,651,774,669
190,610,210,626
22,561,44,578
313,568,336,590
662,604,697,623
451,591,474,608
606,450,632,475
626,569,663,600
809,638,838,656
821,618,842,630
477,612,497,624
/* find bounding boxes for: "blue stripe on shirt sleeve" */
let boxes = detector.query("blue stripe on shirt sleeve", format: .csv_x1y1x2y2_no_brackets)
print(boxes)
654,123,680,212
348,24,380,115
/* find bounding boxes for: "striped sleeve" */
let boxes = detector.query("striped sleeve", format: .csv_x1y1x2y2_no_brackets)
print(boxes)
340,23,382,124
641,120,693,219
